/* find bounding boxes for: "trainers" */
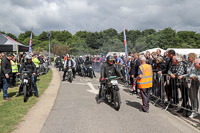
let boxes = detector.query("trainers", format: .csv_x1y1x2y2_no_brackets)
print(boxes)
3,97,12,101
35,94,39,97
189,112,198,118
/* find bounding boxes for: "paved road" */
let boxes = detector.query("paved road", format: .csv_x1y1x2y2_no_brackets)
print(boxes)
41,70,199,133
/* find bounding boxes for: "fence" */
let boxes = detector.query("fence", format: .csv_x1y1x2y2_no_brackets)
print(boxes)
151,72,200,115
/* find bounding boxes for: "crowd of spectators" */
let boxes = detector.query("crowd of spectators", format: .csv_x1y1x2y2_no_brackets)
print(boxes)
0,52,49,100
127,49,200,118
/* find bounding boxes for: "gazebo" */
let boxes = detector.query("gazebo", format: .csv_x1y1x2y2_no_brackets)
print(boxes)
0,33,28,52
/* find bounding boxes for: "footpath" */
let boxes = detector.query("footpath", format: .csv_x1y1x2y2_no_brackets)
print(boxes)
12,68,61,133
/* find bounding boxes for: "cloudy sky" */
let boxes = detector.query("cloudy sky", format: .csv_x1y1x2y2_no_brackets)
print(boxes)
0,0,199,35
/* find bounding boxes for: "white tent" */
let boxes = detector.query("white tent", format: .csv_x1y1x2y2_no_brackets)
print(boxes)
167,48,200,57
106,52,125,57
140,48,166,56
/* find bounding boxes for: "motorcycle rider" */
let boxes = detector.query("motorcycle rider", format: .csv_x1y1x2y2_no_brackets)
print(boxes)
84,56,96,77
98,55,123,103
16,55,39,97
63,56,76,81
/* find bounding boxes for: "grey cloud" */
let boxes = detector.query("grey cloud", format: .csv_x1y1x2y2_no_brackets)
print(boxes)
0,0,199,36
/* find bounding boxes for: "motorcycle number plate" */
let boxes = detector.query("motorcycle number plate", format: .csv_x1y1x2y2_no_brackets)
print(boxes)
111,80,118,85
68,69,72,72
24,79,28,83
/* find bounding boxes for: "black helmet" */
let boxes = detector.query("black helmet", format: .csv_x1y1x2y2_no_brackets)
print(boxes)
106,55,114,61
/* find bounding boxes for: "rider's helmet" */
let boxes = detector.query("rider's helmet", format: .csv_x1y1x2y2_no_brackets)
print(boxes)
86,56,89,60
25,55,32,60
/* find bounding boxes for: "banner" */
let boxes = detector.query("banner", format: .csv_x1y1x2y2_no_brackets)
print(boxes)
29,32,32,54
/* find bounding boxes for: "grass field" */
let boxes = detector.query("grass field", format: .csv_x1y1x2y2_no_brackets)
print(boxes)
0,69,53,133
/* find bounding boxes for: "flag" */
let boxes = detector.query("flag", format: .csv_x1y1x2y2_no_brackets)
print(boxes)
123,25,129,81
123,26,128,65
29,32,32,54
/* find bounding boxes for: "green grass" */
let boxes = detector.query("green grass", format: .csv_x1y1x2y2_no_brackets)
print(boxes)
0,69,53,133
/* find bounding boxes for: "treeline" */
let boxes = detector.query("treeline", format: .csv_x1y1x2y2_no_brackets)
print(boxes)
1,27,200,55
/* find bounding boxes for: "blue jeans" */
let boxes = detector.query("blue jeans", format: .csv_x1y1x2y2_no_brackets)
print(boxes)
2,77,10,98
19,75,38,95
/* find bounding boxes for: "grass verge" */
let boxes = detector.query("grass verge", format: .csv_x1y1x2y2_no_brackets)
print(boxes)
0,69,53,133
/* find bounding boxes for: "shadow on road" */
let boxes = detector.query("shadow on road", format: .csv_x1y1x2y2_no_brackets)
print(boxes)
8,91,17,97
126,100,142,111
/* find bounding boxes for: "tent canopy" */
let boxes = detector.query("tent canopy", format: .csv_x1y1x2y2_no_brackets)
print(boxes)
0,33,29,52
140,48,166,56
167,48,200,58
106,52,125,57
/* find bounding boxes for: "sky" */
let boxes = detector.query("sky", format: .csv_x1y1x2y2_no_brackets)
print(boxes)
0,0,200,36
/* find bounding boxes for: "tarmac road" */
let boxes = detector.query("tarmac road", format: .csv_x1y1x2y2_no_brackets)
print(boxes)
41,70,199,133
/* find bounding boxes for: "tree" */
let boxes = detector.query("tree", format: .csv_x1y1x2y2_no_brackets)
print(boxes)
18,31,35,43
6,33,17,41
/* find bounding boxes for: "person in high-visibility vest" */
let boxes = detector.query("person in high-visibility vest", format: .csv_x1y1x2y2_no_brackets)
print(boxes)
32,54,40,69
137,56,153,113
10,56,18,87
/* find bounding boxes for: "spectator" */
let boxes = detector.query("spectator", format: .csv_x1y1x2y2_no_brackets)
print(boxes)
168,55,185,104
163,52,168,63
1,54,12,100
177,53,197,114
0,53,4,91
152,57,166,96
156,49,163,58
10,55,18,87
189,58,200,118
166,50,176,73
145,51,152,65
130,53,141,94
137,56,153,112
129,56,135,89
151,52,157,70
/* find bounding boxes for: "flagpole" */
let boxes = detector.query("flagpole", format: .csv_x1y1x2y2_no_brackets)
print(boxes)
123,25,129,81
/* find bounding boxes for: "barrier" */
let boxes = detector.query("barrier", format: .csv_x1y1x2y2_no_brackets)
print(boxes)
151,72,200,115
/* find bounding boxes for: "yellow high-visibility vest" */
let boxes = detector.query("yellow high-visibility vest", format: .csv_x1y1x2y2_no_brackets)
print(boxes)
32,57,40,68
10,60,18,73
137,64,153,89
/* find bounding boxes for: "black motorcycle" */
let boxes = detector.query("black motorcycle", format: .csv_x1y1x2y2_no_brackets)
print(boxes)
21,71,34,102
67,67,73,83
100,76,121,111
85,65,94,78
78,64,85,77
58,61,64,71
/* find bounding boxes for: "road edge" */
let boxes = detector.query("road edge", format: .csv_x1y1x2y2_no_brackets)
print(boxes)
12,68,61,133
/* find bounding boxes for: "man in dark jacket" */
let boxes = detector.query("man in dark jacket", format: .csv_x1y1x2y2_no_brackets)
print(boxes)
130,53,141,94
98,56,123,103
1,54,12,100
16,55,38,97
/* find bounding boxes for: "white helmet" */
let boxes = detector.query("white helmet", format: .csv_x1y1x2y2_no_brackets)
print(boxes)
25,55,32,60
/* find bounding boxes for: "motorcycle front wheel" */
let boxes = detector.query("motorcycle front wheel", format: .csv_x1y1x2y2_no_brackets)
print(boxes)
68,72,73,83
113,90,121,111
23,85,27,102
